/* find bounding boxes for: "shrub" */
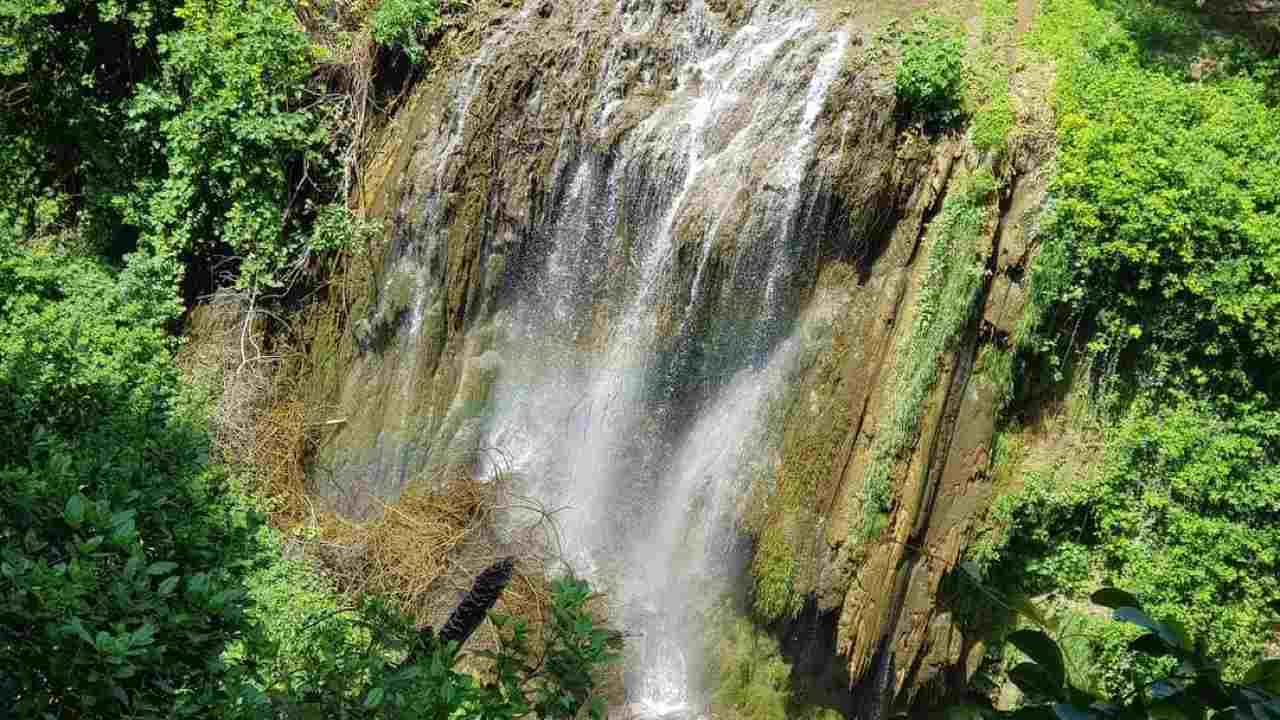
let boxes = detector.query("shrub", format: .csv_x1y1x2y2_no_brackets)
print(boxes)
0,250,261,715
0,0,181,245
970,589,1280,720
975,398,1280,681
1020,0,1280,400
895,20,966,127
131,0,326,290
0,248,622,718
371,0,442,63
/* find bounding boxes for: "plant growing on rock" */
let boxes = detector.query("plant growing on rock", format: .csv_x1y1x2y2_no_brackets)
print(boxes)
895,19,967,128
371,0,442,63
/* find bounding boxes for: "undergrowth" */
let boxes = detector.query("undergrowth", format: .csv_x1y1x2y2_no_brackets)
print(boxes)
968,0,1280,695
895,17,967,128
969,0,1018,153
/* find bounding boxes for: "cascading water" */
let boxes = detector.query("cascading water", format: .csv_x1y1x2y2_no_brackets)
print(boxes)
336,0,864,714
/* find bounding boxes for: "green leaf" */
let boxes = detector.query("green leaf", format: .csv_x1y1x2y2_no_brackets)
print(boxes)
364,687,385,708
1130,633,1173,658
131,624,155,647
1009,629,1067,690
1091,588,1141,611
1164,619,1192,653
1012,596,1057,631
1009,707,1058,720
1113,607,1161,633
1244,659,1280,694
64,494,87,528
124,554,143,581
110,516,136,544
147,561,178,576
157,576,180,596
1011,662,1063,700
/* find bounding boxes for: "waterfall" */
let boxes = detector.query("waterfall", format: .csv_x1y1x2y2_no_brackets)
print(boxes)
337,0,860,714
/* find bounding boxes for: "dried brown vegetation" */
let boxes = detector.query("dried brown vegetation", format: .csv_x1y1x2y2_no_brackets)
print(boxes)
179,279,582,654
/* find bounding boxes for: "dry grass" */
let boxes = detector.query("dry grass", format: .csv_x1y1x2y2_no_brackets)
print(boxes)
180,296,593,647
307,469,605,657
179,289,340,528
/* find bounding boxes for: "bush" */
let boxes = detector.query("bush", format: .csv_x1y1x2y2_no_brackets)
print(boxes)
970,589,1280,720
1021,0,1280,400
895,20,966,127
0,248,622,718
0,250,261,715
371,0,442,63
975,398,1280,681
131,0,327,290
1047,64,1280,396
0,0,181,245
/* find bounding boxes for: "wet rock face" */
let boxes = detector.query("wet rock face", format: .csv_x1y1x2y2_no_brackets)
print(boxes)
318,0,1049,714
329,0,888,520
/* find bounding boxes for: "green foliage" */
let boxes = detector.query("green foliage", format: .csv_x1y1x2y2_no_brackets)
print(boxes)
525,577,624,719
969,0,1017,153
371,0,441,63
895,18,966,127
752,520,799,621
974,590,1279,720
0,0,180,244
750,323,853,620
131,0,328,289
2,0,357,291
310,202,382,255
0,249,177,452
974,398,1280,682
0,250,260,716
241,576,619,720
699,606,844,720
851,175,989,542
983,0,1280,699
708,617,793,720
0,243,621,717
1023,0,1280,399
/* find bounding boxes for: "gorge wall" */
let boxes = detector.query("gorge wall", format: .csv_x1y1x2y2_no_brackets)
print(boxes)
307,0,1053,715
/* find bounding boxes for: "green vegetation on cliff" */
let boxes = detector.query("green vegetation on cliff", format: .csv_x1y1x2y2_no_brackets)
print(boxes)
855,173,992,543
971,0,1280,699
0,243,618,718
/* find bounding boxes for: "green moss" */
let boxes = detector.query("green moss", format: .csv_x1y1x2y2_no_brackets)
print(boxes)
385,270,416,317
749,314,854,620
751,520,800,620
975,344,1015,413
699,604,845,720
